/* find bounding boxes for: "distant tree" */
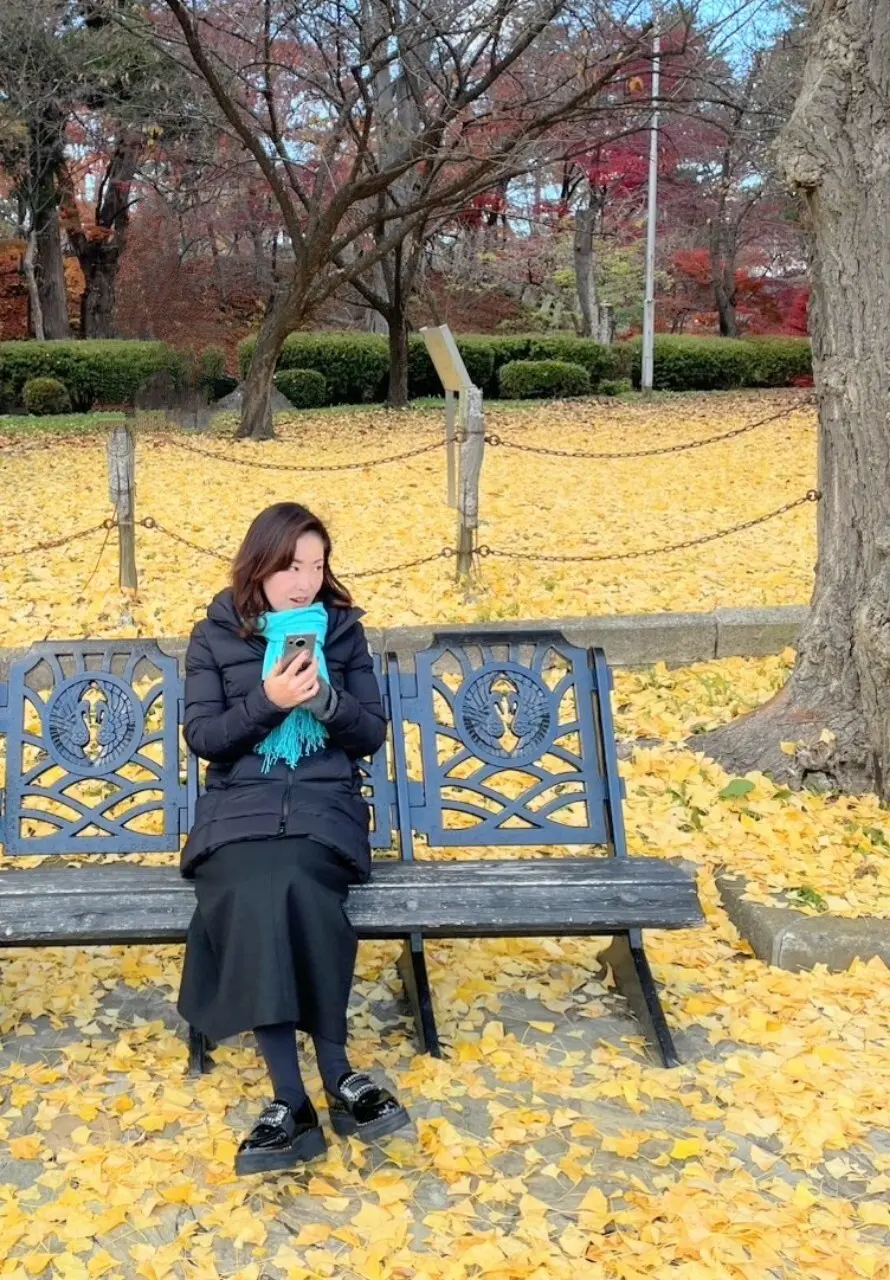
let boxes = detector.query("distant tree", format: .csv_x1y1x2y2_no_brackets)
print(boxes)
156,0,655,437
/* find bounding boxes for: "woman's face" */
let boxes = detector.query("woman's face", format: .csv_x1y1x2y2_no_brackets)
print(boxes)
262,531,326,612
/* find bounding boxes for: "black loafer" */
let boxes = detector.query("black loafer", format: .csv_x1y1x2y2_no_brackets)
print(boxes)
325,1072,410,1141
235,1098,327,1175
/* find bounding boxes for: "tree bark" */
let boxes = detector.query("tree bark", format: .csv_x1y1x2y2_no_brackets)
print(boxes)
695,0,890,799
235,294,296,440
30,165,70,341
709,211,738,338
387,309,410,408
22,229,44,341
62,135,142,339
574,205,595,338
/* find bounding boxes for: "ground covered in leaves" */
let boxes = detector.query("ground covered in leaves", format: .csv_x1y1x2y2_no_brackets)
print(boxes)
4,391,889,1278
2,654,890,1279
0,391,816,648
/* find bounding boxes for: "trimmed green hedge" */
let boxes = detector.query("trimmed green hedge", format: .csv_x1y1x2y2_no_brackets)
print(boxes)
274,368,328,409
239,331,617,401
0,340,180,411
621,335,812,391
241,333,389,404
24,377,72,415
744,337,812,386
499,360,591,399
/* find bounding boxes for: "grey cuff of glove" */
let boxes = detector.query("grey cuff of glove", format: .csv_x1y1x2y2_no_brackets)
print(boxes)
304,679,339,723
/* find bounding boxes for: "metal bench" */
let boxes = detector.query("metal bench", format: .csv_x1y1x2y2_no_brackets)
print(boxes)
0,631,702,1072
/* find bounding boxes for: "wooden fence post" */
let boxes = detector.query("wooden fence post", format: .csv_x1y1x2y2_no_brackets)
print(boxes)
456,386,485,580
108,424,138,592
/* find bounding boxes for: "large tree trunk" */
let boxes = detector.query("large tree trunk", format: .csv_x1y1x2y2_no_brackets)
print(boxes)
385,242,411,408
28,107,70,340
695,0,890,799
235,294,296,440
79,246,122,339
574,205,596,338
387,310,410,408
31,177,70,340
22,229,44,341
710,212,738,338
33,197,70,339
62,136,142,339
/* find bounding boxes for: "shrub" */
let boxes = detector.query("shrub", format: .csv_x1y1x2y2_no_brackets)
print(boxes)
198,345,226,384
239,329,815,402
499,359,591,399
241,333,389,404
744,337,812,387
525,336,612,384
239,330,620,402
598,378,632,396
0,340,180,411
623,336,755,391
23,377,72,415
274,368,328,409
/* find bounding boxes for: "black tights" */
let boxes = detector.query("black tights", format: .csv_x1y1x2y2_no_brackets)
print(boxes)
254,1023,353,1107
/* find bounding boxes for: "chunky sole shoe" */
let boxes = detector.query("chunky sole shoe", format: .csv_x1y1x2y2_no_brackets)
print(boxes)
235,1099,327,1176
328,1102,411,1141
326,1072,411,1142
235,1122,326,1175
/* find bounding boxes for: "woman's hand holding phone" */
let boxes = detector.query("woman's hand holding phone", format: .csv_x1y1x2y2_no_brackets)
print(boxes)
264,655,321,710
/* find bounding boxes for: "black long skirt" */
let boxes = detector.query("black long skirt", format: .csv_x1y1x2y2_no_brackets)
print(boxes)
177,836,358,1044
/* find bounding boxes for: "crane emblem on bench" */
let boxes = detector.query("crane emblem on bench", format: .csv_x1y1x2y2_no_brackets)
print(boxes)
458,666,553,765
48,674,143,773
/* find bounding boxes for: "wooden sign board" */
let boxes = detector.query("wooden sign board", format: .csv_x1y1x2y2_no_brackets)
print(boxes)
420,324,479,507
420,324,474,393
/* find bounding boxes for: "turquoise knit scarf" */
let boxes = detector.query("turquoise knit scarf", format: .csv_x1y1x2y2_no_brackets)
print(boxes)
255,603,330,772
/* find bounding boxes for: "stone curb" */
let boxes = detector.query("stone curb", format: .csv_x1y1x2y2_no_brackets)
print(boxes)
717,872,890,972
0,604,808,680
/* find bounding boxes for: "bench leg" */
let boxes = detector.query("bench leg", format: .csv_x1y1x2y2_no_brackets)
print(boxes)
397,933,442,1058
187,1025,215,1076
600,930,680,1068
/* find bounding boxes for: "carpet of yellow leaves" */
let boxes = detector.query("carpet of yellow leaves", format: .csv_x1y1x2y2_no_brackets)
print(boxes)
0,390,816,647
3,391,890,1279
1,656,889,1279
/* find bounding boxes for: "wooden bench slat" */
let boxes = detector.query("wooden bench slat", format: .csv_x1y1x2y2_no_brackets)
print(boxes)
0,859,701,946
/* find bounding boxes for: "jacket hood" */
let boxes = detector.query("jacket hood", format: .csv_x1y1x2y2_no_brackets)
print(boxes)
206,587,364,645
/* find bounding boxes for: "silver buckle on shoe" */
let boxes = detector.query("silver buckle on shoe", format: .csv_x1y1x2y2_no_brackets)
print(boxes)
259,1102,291,1127
337,1073,377,1104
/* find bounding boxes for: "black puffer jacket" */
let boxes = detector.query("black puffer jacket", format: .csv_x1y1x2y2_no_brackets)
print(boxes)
180,587,387,880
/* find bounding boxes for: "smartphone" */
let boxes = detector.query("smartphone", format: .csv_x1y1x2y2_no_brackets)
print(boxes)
280,633,316,672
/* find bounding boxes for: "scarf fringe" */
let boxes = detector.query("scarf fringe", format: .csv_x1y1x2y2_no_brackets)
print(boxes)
257,708,328,773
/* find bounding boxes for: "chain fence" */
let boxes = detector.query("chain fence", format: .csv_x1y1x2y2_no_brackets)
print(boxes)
476,490,822,564
128,490,821,577
484,396,815,462
137,517,456,579
0,392,820,583
0,518,116,564
151,434,444,471
0,487,822,580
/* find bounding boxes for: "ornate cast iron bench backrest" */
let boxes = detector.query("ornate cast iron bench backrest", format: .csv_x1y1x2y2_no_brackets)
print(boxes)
0,642,394,859
387,631,626,861
0,634,621,864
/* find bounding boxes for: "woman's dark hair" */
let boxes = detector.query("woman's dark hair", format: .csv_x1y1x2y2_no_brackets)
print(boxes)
232,502,352,634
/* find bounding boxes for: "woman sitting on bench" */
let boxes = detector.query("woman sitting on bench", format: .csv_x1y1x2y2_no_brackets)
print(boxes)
177,501,409,1175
